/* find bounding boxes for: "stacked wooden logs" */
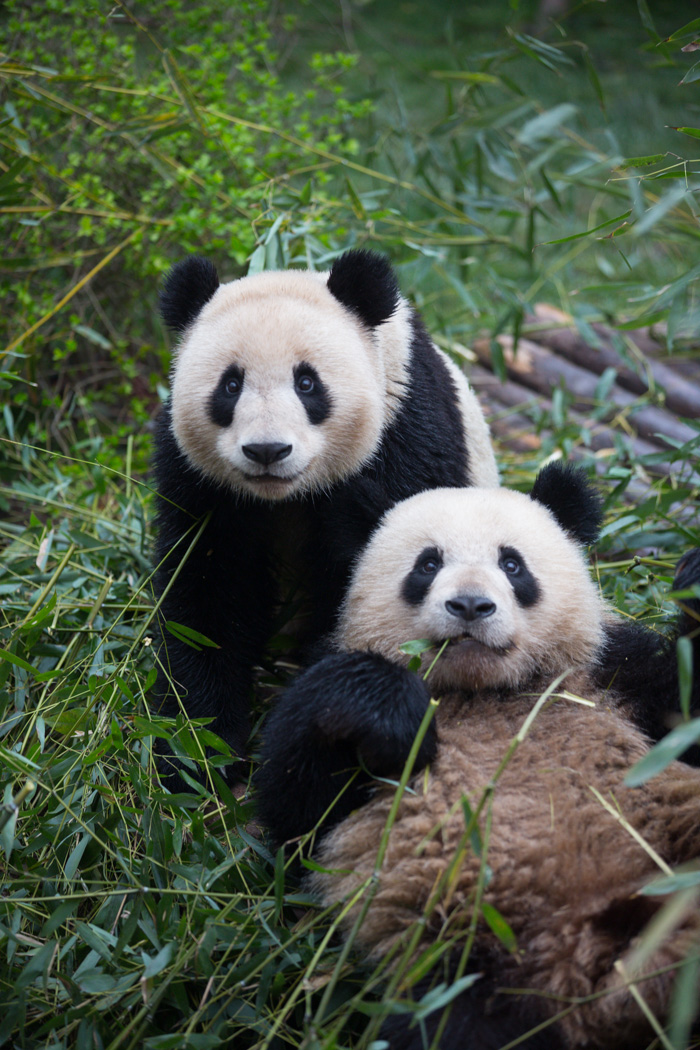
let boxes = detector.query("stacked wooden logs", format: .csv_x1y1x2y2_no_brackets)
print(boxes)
469,304,700,493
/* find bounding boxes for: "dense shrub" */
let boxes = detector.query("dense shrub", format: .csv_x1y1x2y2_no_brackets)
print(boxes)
0,0,368,464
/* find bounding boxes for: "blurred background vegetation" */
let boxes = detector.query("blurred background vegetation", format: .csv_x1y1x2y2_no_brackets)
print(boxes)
1,1,699,1047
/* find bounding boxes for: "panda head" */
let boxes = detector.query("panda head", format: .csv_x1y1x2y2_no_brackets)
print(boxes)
334,464,606,693
160,250,406,499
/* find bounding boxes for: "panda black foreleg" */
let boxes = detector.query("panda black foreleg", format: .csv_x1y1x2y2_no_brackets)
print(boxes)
378,953,565,1050
152,513,275,785
594,548,700,761
151,414,276,783
255,651,436,847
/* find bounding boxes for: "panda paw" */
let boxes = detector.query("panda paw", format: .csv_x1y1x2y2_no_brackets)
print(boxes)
310,651,437,777
673,549,700,622
256,651,436,843
267,650,437,779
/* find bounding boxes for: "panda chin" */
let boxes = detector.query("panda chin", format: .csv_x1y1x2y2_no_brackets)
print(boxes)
426,633,517,691
240,472,304,499
444,632,507,655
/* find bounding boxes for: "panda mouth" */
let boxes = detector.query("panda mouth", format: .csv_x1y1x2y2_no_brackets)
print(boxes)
445,633,513,656
243,472,300,485
447,632,487,649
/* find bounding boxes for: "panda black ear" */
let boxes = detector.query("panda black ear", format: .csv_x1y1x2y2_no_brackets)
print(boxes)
530,462,603,546
160,256,220,332
327,249,400,327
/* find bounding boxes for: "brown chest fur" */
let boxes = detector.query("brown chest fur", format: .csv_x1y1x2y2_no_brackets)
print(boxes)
312,684,700,1048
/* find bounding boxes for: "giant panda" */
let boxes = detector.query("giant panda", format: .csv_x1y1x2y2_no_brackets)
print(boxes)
256,464,700,1050
151,249,498,775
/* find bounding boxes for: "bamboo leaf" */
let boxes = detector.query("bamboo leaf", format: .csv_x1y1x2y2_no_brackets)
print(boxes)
582,49,606,112
666,18,700,44
680,60,700,84
482,901,518,952
414,974,482,1017
625,718,700,786
398,638,434,656
64,833,91,880
633,182,689,236
636,0,660,40
677,636,694,720
540,209,632,245
431,71,501,84
516,104,577,145
671,126,700,140
619,154,666,168
141,941,174,979
15,940,56,990
164,621,220,649
0,647,38,674
0,785,18,861
641,871,700,895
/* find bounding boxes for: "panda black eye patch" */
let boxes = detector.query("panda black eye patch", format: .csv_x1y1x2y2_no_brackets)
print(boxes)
209,364,245,428
499,546,541,608
293,363,332,425
401,546,443,607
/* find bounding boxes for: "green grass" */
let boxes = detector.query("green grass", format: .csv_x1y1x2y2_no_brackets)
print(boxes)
1,0,700,1046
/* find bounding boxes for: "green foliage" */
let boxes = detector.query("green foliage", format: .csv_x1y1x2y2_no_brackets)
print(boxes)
0,0,368,455
1,1,700,1046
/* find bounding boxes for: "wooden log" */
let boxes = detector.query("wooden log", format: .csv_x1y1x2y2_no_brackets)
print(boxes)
472,336,699,450
528,306,700,419
622,323,700,383
474,410,662,508
471,364,673,467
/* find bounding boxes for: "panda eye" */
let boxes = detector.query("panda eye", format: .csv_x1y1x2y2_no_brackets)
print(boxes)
225,377,241,396
501,555,521,575
416,549,442,576
296,374,315,394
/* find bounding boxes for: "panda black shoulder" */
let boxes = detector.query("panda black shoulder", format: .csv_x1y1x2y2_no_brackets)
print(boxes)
377,313,470,495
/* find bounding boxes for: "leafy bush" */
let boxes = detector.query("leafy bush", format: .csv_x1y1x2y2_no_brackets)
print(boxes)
0,0,368,462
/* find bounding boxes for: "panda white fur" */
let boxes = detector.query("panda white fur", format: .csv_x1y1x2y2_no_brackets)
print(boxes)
152,249,498,773
257,464,700,1050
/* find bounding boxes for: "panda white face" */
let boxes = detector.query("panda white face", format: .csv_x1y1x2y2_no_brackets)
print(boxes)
335,486,606,693
169,270,411,499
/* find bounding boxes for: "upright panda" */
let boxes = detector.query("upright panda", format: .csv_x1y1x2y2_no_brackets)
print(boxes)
257,464,700,1050
152,249,498,772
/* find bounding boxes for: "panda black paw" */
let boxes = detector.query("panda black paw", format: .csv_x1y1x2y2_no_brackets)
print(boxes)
256,650,437,844
309,651,437,777
674,549,700,623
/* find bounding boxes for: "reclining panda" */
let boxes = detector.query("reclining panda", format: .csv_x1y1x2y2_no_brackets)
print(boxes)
151,249,498,771
257,463,700,1050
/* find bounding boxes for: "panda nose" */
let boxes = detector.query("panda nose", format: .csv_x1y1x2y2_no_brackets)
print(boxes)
445,595,496,622
242,442,293,466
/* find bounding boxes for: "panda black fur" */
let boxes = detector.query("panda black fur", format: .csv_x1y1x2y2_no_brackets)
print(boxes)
256,464,700,1050
152,249,498,769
